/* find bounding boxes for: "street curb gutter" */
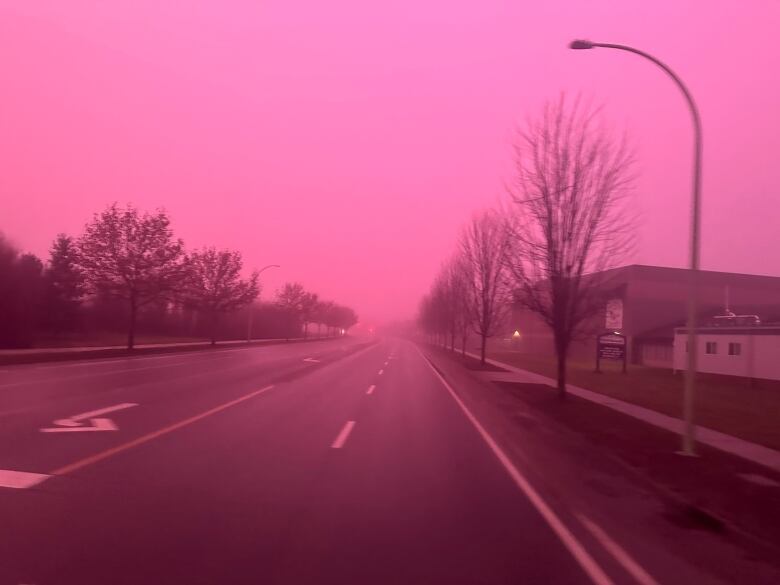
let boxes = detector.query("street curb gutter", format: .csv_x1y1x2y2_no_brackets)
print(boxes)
0,336,344,367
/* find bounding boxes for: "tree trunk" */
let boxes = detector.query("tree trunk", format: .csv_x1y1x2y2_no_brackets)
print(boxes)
210,311,218,345
127,296,137,350
304,322,308,339
450,332,455,352
480,334,487,365
556,342,568,399
461,333,467,357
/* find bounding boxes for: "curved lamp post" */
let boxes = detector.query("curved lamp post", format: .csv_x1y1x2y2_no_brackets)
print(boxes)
569,40,702,456
247,264,281,342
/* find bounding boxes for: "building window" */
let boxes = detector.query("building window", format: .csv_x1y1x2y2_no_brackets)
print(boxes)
705,342,718,355
728,342,742,356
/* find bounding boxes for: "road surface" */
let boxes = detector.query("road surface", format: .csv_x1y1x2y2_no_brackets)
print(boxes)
0,337,772,584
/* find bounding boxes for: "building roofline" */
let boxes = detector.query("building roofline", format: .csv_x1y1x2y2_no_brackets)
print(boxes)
601,264,780,281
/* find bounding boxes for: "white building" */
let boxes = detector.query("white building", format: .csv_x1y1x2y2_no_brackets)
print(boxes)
673,326,780,381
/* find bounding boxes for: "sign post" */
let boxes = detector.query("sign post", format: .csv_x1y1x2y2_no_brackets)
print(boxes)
596,332,627,374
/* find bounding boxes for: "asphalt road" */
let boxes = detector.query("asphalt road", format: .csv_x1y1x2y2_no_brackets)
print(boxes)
0,336,766,584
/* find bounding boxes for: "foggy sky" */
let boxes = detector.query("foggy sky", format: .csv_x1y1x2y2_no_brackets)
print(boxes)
2,1,779,325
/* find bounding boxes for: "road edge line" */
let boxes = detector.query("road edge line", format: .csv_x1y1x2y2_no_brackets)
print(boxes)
416,348,613,585
577,513,659,585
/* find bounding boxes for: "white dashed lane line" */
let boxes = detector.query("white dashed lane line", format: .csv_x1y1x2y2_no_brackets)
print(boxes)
331,421,356,449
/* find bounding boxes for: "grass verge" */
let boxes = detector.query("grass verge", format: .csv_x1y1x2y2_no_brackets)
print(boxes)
489,351,780,451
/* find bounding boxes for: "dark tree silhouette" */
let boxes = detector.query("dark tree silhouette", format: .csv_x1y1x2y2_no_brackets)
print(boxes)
182,247,259,345
300,291,319,338
276,282,307,339
43,234,85,336
506,96,635,397
78,204,188,349
460,210,511,365
0,234,46,347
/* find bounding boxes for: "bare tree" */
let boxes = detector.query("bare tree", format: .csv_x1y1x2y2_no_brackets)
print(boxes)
331,304,358,333
317,300,335,337
183,248,259,345
506,95,635,397
276,282,307,340
460,210,512,365
299,291,319,338
428,256,472,354
43,234,86,337
447,255,472,357
78,204,188,349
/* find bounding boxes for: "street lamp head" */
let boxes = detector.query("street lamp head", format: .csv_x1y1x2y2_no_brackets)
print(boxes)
569,39,595,50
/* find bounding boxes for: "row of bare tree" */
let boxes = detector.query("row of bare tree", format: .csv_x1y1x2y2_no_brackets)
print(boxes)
276,282,358,340
418,96,635,397
0,204,358,349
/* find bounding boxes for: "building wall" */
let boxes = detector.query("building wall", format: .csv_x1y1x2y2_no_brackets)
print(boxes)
673,331,780,381
505,265,780,369
638,342,674,368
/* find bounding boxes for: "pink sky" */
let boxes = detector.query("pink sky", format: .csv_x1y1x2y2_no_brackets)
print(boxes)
1,1,779,324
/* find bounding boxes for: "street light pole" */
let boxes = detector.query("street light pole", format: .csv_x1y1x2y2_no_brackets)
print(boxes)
247,264,281,343
569,39,702,455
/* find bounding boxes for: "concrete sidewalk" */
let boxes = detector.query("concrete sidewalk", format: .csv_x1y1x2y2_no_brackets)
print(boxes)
470,351,780,473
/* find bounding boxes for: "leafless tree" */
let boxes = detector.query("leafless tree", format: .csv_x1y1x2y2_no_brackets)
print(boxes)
460,210,512,365
78,204,188,349
506,95,636,397
300,291,319,338
276,282,307,340
182,247,259,345
447,255,473,357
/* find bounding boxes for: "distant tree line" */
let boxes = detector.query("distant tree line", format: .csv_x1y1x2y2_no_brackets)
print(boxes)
0,203,358,349
419,96,635,397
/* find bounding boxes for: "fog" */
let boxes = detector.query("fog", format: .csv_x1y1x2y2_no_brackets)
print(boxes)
2,0,779,326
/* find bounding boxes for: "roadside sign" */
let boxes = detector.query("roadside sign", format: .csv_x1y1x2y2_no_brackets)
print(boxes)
596,333,627,373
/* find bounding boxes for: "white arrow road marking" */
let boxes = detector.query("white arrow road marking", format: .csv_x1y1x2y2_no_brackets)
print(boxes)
40,402,138,433
0,469,50,489
42,418,119,433
303,357,321,363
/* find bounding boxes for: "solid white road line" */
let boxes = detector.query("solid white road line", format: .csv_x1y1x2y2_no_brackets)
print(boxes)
577,514,659,585
0,469,50,489
331,421,356,449
366,385,376,395
52,385,275,476
378,369,384,375
418,349,614,585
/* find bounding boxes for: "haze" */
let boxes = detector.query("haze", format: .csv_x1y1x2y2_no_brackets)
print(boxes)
2,1,778,324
